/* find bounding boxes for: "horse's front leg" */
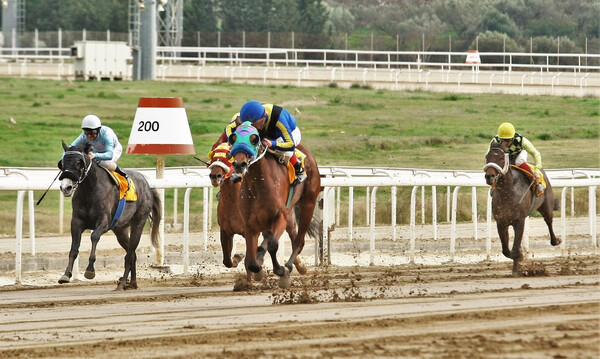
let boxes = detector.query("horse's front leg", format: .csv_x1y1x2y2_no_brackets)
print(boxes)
59,221,84,284
496,222,511,259
220,228,235,268
511,219,526,275
244,232,262,277
84,228,105,280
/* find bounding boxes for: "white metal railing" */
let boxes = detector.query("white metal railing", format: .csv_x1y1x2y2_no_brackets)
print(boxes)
1,166,598,284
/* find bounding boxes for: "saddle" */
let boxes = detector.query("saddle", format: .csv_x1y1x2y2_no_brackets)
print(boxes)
101,167,138,201
268,148,307,185
511,165,546,196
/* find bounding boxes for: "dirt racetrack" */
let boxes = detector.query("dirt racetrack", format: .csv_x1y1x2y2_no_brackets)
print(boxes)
0,252,598,359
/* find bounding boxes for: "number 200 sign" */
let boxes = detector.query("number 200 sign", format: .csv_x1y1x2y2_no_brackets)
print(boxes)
138,120,160,132
126,97,195,155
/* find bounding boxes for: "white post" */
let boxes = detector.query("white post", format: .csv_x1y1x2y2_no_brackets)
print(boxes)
183,188,192,274
450,186,460,262
369,187,378,266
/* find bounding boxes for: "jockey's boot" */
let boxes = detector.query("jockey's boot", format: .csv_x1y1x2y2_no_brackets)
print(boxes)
293,162,307,183
115,166,129,180
531,170,545,195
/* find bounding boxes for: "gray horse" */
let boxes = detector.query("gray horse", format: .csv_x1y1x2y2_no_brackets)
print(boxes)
484,142,560,275
58,141,162,290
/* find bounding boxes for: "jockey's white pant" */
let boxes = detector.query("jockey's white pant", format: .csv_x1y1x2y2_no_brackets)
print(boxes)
274,127,302,150
514,150,528,167
98,144,123,171
271,127,302,163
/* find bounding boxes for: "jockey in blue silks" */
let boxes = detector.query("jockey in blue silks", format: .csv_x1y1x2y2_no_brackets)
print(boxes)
65,114,128,179
239,100,307,183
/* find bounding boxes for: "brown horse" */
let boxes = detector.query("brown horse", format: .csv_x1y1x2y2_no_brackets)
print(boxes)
484,142,560,275
229,124,321,288
208,143,311,278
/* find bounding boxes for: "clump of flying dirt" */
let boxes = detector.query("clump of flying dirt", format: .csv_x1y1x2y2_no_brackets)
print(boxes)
269,267,365,305
520,261,548,277
557,256,595,276
232,273,253,292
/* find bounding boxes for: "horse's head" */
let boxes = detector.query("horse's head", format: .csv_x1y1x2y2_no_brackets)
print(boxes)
229,122,261,181
58,140,92,197
208,143,233,187
483,142,509,187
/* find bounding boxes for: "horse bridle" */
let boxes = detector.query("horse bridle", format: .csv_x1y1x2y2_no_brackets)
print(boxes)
483,149,509,175
62,150,93,189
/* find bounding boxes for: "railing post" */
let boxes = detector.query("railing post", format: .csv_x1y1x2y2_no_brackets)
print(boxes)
369,186,378,266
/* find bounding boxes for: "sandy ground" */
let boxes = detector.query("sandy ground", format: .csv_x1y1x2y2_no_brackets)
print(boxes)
0,254,598,359
0,217,599,358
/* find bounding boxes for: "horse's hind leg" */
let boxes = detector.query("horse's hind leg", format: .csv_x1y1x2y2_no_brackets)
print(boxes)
538,197,560,246
119,222,143,290
112,228,130,290
285,201,316,276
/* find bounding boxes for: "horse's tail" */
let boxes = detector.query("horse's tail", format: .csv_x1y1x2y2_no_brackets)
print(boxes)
553,198,560,211
294,205,322,240
149,188,162,249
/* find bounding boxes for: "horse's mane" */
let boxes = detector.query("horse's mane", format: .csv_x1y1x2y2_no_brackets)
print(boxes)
490,141,502,150
67,142,93,156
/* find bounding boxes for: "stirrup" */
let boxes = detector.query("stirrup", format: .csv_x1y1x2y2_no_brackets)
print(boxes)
295,171,307,183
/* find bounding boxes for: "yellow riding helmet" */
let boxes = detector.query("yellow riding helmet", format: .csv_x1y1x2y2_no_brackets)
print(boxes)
497,122,515,139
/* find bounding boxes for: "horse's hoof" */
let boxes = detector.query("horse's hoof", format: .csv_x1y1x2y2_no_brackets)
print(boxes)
502,250,511,259
295,262,307,275
551,237,561,246
84,270,95,280
232,253,244,267
253,268,266,281
58,275,70,284
126,281,138,290
278,268,291,289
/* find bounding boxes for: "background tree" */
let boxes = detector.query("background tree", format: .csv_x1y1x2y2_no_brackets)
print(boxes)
184,0,218,32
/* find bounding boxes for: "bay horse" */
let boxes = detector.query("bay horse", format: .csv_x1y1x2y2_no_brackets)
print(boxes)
483,142,560,275
208,144,245,269
58,141,162,290
229,124,321,288
208,143,312,277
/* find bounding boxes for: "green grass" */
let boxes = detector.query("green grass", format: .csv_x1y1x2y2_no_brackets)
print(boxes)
0,77,598,234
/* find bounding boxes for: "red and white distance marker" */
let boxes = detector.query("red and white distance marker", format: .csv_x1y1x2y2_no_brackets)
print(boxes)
127,97,195,155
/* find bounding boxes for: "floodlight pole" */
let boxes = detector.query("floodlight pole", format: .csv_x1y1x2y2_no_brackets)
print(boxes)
139,0,157,80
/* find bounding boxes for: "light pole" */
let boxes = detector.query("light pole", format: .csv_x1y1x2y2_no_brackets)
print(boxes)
138,0,157,80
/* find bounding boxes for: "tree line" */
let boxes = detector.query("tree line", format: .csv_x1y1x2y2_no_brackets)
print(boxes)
3,0,599,53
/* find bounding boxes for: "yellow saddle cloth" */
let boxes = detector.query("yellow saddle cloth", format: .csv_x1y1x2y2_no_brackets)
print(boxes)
102,167,138,201
511,164,546,196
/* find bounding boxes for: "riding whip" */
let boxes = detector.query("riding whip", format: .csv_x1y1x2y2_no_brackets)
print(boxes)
36,170,62,205
193,156,210,167
518,180,535,204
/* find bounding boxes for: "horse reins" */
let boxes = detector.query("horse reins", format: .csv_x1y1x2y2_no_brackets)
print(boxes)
248,145,268,166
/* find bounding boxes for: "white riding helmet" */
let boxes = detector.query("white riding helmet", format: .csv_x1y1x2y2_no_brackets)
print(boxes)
81,115,101,130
